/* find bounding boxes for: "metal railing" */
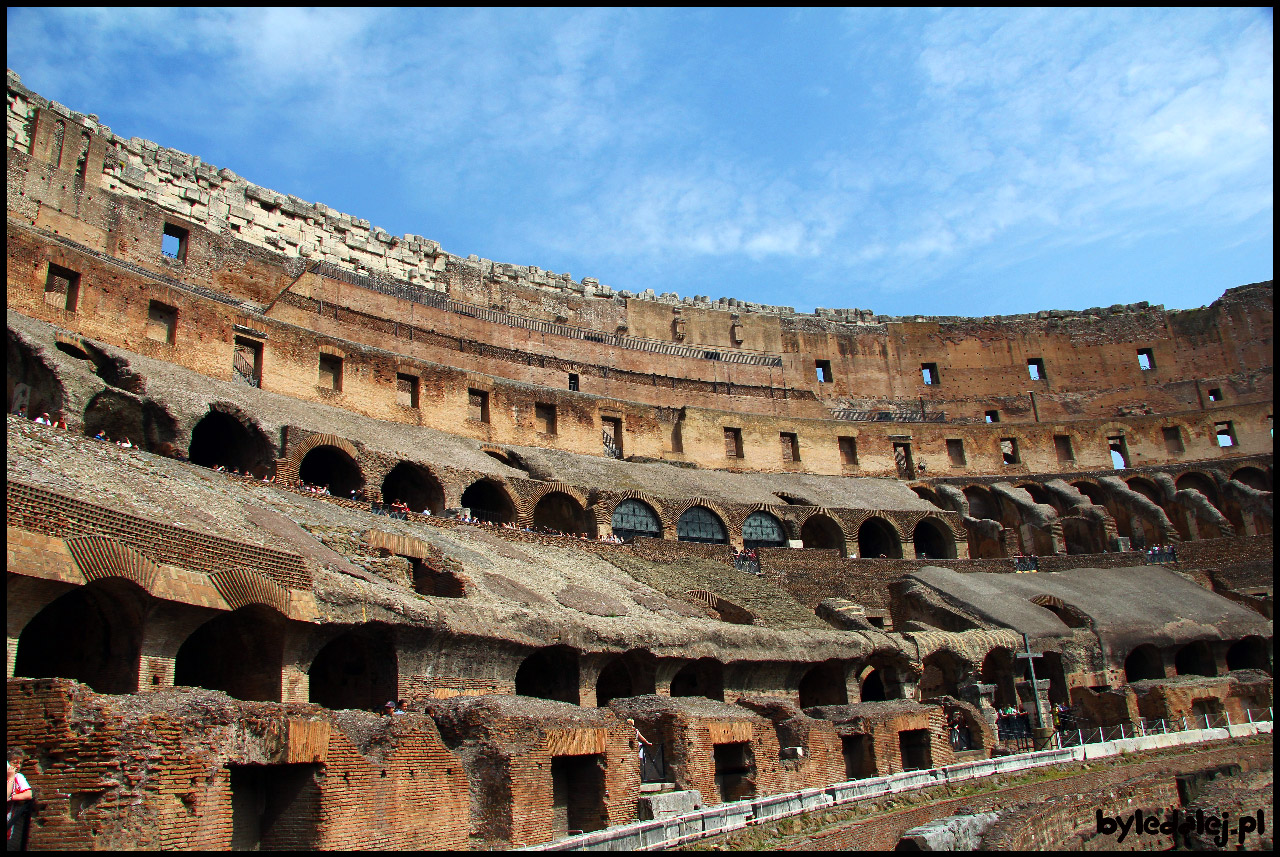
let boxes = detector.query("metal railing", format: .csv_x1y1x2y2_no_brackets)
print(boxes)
1056,707,1272,747
602,430,622,460
1142,546,1179,564
830,408,947,423
1013,556,1040,572
733,556,761,575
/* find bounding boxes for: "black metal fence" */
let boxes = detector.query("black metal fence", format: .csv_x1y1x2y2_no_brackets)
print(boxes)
1013,556,1039,572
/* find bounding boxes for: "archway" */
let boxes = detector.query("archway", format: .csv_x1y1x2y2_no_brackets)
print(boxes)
532,491,592,535
669,658,724,701
859,669,887,702
857,516,902,559
83,390,178,452
298,445,365,496
1018,482,1065,514
798,660,848,708
1061,517,1106,555
1231,467,1271,492
308,624,398,711
742,511,787,549
174,605,286,701
460,479,516,524
963,486,999,521
610,499,663,542
14,579,148,694
188,409,275,476
981,648,1019,710
910,485,948,510
918,650,967,699
801,514,845,552
676,506,728,545
1124,644,1165,683
1175,472,1222,511
8,330,66,419
595,658,634,708
912,517,957,560
1225,637,1271,674
1174,641,1217,677
515,645,580,705
381,461,445,515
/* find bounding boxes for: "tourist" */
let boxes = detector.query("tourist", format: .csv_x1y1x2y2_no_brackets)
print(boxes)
15,406,27,419
118,437,133,449
93,430,109,442
382,701,396,717
53,417,67,431
394,699,409,716
34,413,50,426
7,755,33,851
627,719,651,769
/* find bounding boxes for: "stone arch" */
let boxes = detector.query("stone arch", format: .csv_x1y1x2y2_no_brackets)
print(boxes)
515,645,580,705
962,485,1000,521
209,567,292,615
596,650,657,707
910,485,948,510
798,659,848,708
83,390,178,452
609,496,664,542
670,658,724,701
1175,472,1223,512
7,329,66,420
460,477,517,524
277,433,360,483
676,505,729,545
174,604,287,701
14,578,149,694
742,510,787,549
297,444,365,497
858,651,914,701
188,406,276,476
1226,636,1271,674
981,648,1020,710
308,623,398,711
918,649,968,699
857,515,903,559
684,590,759,625
1017,482,1066,515
380,461,446,515
912,516,957,560
531,490,593,535
1124,644,1165,683
1060,514,1108,555
1231,467,1271,492
800,512,846,553
64,535,161,592
1030,595,1090,629
1174,641,1217,677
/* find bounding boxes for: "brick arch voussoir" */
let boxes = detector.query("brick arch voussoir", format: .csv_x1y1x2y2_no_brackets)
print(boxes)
743,502,798,541
598,491,669,539
64,535,161,593
209,567,291,615
277,432,361,483
671,496,734,542
519,481,589,527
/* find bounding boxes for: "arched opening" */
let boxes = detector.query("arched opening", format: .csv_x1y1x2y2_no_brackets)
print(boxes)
1231,467,1271,492
1039,651,1070,706
1225,636,1271,674
1124,644,1165,683
676,506,728,545
742,511,787,549
1032,597,1090,629
963,486,999,521
174,605,285,701
460,479,516,524
8,330,66,420
1123,477,1161,505
1018,482,1064,514
910,486,948,510
532,491,592,535
14,579,147,694
801,514,845,552
1174,641,1217,677
859,669,887,702
595,658,634,708
83,390,178,452
1175,473,1222,511
857,516,902,559
669,658,724,701
381,461,445,515
188,409,275,476
307,624,398,711
918,650,967,700
1061,517,1106,555
981,648,1019,710
610,498,663,542
798,660,848,708
298,445,365,497
515,645,580,705
912,517,957,560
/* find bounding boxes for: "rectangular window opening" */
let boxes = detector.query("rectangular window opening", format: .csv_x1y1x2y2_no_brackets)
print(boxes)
1207,388,1223,402
44,263,81,312
162,222,189,262
318,353,342,391
1054,434,1075,464
946,438,966,466
1027,358,1047,381
815,360,833,384
1000,438,1020,465
842,735,873,780
568,373,580,392
396,372,419,408
535,402,557,435
898,729,933,772
1162,426,1184,455
780,431,800,463
229,764,321,851
1215,422,1236,448
921,362,939,386
838,436,859,467
724,427,744,459
713,743,756,804
145,300,177,345
551,754,607,838
233,336,263,388
893,441,915,479
1137,348,1156,371
602,416,623,459
468,388,490,423
985,410,1000,423
1108,435,1130,469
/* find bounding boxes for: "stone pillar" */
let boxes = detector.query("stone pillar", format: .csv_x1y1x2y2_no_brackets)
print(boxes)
281,624,330,705
138,602,219,690
654,660,688,697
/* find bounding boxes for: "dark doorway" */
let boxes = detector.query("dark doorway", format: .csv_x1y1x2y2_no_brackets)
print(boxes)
174,606,285,701
898,729,932,771
308,625,398,711
298,445,364,496
532,492,592,535
594,659,633,708
189,409,275,476
713,742,756,803
669,658,724,701
381,461,445,516
229,764,321,850
841,735,873,780
515,645,580,705
858,516,902,559
798,660,848,708
550,755,606,838
460,479,516,524
14,579,147,694
860,669,887,702
1175,641,1217,677
1124,645,1165,682
1226,636,1271,674
800,514,845,552
912,518,956,560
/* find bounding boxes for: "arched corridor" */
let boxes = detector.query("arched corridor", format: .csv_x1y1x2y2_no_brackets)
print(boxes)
308,624,398,711
515,645,580,705
800,514,845,552
298,445,365,496
381,461,445,515
798,660,848,708
857,516,902,559
174,605,286,702
460,479,516,524
532,491,592,535
912,517,956,560
188,409,276,476
669,658,724,701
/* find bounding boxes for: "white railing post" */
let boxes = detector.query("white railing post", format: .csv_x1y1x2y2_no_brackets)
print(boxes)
1226,711,1231,727
1119,723,1126,740
1204,713,1210,730
1246,708,1252,725
1161,719,1166,735
1078,729,1083,746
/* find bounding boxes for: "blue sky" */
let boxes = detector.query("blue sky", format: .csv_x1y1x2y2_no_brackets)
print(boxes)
7,8,1273,316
